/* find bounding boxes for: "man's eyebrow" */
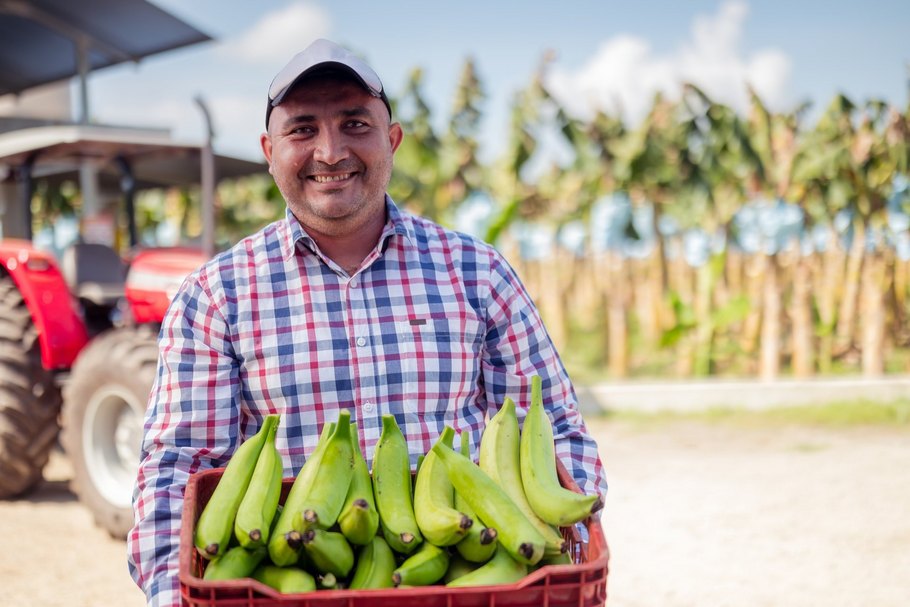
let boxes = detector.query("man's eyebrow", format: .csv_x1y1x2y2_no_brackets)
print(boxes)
339,106,372,118
284,114,316,126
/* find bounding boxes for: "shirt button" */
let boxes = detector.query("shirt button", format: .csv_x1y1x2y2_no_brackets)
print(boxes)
356,336,366,347
363,402,375,413
350,277,358,287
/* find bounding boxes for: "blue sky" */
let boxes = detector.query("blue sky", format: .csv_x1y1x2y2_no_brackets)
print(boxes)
85,0,909,164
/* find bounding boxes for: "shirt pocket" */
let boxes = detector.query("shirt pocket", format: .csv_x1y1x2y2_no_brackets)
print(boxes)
392,317,484,417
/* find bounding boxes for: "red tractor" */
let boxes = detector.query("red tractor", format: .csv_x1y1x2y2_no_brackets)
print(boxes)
0,122,264,537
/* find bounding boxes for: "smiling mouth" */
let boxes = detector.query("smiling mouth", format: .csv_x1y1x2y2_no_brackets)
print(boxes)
311,173,355,183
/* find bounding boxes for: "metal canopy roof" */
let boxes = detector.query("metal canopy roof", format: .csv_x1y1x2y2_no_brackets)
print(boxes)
0,124,267,190
0,0,211,97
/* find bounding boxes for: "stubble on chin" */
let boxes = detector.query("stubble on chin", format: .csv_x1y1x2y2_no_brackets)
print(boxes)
285,191,379,239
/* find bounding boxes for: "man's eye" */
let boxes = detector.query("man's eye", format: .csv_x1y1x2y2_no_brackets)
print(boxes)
346,120,367,129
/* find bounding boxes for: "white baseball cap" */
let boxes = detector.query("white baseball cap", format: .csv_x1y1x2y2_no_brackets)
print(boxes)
266,38,391,127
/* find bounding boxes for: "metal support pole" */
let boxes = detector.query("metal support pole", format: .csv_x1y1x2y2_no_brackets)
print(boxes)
76,36,90,124
194,96,216,259
17,154,37,241
114,156,138,248
75,35,103,240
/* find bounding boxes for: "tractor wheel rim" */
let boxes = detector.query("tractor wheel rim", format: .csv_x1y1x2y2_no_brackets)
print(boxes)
82,385,144,509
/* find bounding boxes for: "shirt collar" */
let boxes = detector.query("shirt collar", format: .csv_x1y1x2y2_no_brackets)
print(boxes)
383,195,416,244
280,195,415,262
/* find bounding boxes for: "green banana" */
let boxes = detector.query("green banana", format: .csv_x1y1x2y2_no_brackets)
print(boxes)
446,546,527,587
414,452,424,498
349,535,396,589
337,422,380,545
372,414,422,554
520,375,602,526
414,426,473,546
296,539,314,571
480,397,567,557
431,427,546,566
202,545,267,581
316,572,341,590
252,564,316,593
195,414,279,559
301,527,355,578
234,414,284,548
455,518,498,563
391,541,450,587
443,552,480,584
268,421,335,566
454,431,499,563
295,411,355,530
539,550,573,566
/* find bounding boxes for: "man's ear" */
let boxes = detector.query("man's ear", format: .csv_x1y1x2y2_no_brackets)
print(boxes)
260,132,274,175
389,122,404,154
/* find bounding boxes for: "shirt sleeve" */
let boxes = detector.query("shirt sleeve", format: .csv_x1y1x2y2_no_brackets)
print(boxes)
480,251,607,504
127,273,241,606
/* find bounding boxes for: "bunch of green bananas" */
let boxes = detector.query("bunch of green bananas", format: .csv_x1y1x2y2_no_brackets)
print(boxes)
191,374,601,593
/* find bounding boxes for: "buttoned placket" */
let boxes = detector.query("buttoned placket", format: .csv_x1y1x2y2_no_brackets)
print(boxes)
344,270,382,452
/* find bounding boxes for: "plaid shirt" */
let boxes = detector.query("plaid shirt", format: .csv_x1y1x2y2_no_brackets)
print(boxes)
127,198,606,606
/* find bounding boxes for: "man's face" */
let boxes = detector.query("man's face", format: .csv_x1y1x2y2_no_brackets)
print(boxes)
261,75,403,235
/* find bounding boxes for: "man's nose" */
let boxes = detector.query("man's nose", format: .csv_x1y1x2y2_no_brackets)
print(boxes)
313,129,347,165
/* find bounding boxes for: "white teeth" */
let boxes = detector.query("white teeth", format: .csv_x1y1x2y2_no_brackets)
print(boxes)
313,173,352,183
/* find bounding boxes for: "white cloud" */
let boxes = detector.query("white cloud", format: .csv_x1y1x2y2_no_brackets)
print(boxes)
207,94,270,159
220,3,331,64
91,89,265,160
545,0,792,125
93,95,193,134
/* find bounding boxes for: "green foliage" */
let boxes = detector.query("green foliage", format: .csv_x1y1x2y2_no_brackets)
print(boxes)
388,59,486,226
659,291,696,348
25,50,910,381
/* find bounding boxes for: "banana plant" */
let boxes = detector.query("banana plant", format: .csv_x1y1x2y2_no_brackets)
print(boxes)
677,85,747,376
792,94,907,375
437,57,487,226
388,67,443,221
483,64,547,246
389,59,486,227
742,87,807,378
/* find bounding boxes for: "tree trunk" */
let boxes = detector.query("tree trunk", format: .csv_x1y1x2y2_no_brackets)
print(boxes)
693,259,716,376
791,254,815,377
834,223,866,357
860,250,887,376
674,258,696,378
884,248,908,349
606,252,629,378
574,256,600,325
741,253,766,368
816,231,843,374
759,254,782,380
637,257,663,348
540,252,568,351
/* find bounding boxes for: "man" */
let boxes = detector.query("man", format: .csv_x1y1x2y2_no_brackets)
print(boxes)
128,39,606,606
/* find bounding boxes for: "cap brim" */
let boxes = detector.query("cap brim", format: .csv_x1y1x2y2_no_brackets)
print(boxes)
265,39,392,128
269,62,381,107
265,63,392,128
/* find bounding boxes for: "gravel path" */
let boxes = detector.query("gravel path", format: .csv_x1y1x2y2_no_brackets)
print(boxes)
591,418,910,607
1,419,907,606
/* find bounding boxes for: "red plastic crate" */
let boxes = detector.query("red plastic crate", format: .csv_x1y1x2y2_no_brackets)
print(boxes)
179,460,609,607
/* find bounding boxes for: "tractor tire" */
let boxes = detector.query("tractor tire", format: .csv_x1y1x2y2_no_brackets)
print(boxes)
61,325,159,539
0,274,63,498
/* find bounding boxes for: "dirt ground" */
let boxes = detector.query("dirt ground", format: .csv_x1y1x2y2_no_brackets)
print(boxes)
1,419,908,607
